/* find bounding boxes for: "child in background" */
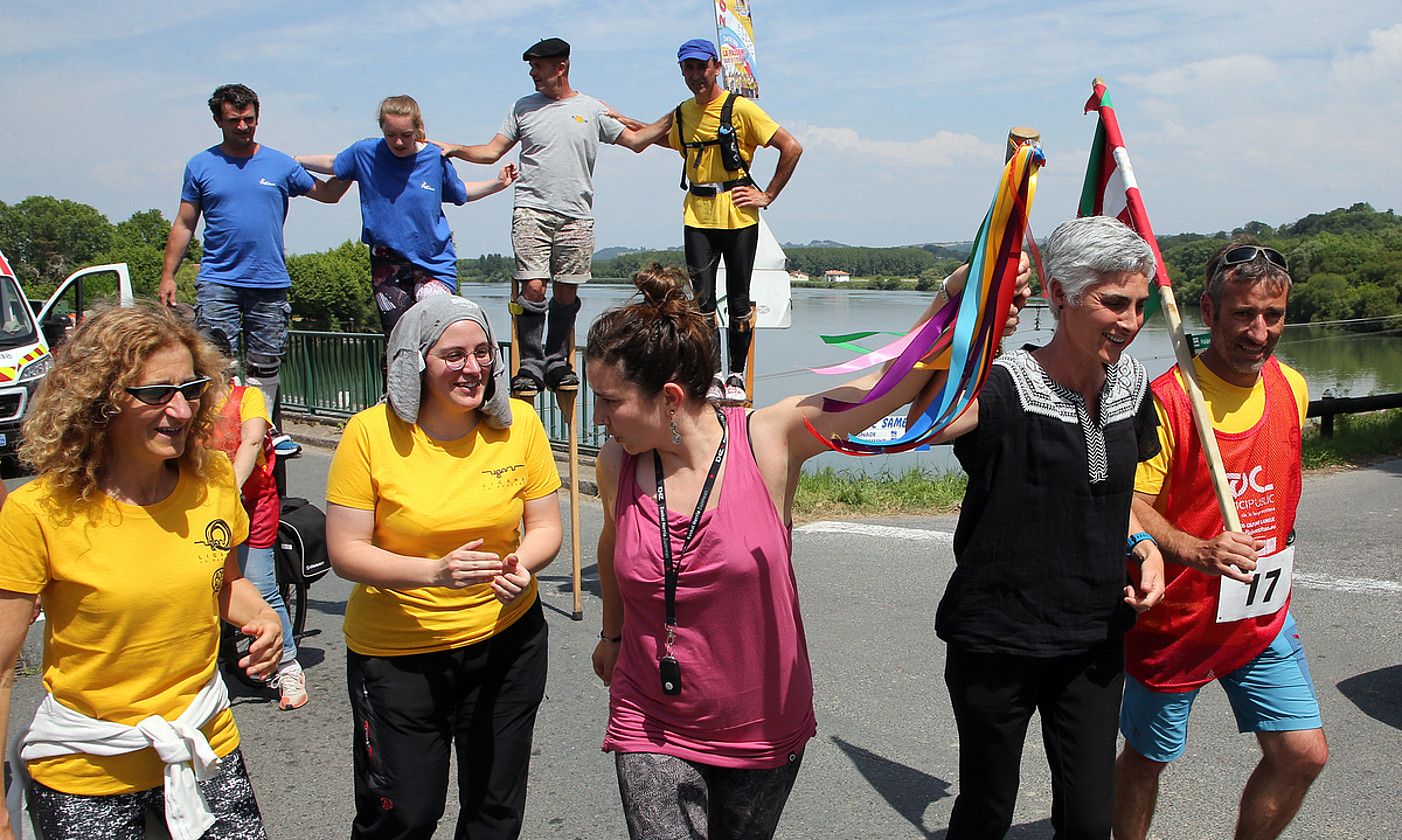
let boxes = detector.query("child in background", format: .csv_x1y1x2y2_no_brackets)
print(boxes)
210,336,309,710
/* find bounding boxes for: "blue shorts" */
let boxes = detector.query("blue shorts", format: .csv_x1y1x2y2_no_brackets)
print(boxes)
1121,612,1323,763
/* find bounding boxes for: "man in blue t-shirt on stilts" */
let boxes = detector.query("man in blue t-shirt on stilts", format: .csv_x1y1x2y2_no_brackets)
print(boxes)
159,83,342,419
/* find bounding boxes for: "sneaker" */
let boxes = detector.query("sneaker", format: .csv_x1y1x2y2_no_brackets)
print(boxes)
510,371,543,397
271,665,308,711
705,375,725,404
724,374,747,403
269,428,302,458
544,365,579,391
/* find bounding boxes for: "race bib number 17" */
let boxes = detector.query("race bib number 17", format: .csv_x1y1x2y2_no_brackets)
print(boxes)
1217,546,1294,623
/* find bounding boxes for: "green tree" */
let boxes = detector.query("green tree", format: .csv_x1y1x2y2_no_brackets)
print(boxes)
287,241,375,331
94,209,201,297
1289,272,1353,322
0,196,115,291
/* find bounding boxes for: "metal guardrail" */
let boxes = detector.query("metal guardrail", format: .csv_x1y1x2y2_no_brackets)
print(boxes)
1308,392,1402,438
280,330,605,454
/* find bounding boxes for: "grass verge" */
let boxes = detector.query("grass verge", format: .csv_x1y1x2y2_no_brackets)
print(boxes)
793,408,1402,520
793,465,966,521
1301,407,1402,470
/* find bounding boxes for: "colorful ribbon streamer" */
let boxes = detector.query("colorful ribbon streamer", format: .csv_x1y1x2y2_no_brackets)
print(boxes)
807,144,1045,454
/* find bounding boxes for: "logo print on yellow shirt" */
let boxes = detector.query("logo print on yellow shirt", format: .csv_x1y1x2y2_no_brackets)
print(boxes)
482,463,527,490
211,567,225,592
198,519,234,553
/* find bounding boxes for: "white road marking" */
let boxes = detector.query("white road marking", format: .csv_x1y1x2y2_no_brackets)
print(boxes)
794,523,1402,595
794,521,954,544
1293,572,1402,595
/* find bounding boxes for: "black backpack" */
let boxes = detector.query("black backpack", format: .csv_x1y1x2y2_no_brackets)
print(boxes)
275,497,331,586
676,92,752,190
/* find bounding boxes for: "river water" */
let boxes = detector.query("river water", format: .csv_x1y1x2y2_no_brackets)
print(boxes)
459,283,1402,475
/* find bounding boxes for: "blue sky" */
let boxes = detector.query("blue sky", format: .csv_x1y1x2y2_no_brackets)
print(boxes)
4,1,1400,257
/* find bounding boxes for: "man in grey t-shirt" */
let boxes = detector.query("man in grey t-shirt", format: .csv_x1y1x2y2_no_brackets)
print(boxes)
438,37,666,395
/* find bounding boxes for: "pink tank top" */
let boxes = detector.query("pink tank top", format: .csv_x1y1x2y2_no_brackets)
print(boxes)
603,407,816,768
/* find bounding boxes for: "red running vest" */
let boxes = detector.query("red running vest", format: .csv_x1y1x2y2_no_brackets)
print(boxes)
1124,358,1302,691
212,385,280,548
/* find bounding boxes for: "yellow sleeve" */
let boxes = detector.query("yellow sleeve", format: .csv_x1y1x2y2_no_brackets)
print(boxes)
516,402,563,501
1133,395,1176,496
239,386,270,425
1280,364,1309,426
326,412,377,511
0,489,50,594
667,100,692,153
736,97,780,148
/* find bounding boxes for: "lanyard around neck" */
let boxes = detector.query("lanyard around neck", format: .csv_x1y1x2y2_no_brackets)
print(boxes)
653,408,727,630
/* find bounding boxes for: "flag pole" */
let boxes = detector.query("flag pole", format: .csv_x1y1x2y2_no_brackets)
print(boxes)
1088,77,1242,532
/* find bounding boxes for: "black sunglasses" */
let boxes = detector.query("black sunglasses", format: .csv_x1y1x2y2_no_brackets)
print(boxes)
124,377,212,406
1220,245,1288,272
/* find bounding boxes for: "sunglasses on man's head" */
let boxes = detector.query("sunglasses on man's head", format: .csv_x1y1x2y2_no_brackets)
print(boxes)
1219,245,1288,272
124,377,212,406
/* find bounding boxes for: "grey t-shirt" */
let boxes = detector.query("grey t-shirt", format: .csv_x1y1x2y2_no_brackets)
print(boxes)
500,93,624,220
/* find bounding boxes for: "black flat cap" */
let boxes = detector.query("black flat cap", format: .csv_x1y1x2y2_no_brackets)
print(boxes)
523,37,570,60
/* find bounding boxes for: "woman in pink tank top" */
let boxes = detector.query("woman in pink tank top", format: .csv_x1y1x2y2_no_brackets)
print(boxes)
581,262,1029,839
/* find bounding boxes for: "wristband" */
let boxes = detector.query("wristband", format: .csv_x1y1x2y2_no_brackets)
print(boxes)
1126,531,1156,557
600,632,622,643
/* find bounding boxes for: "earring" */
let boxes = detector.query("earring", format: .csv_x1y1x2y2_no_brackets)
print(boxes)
670,411,682,445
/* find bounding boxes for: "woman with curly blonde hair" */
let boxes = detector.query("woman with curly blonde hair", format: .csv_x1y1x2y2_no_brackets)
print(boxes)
0,303,282,840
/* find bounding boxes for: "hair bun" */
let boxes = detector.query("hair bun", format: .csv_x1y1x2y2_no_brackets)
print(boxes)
633,263,691,314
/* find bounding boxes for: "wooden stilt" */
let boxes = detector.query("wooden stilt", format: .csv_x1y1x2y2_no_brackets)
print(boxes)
508,278,522,384
554,328,584,621
742,305,757,408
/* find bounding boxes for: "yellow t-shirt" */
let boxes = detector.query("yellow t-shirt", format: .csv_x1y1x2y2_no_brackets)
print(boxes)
0,457,249,795
669,94,780,230
325,401,562,657
1136,356,1309,497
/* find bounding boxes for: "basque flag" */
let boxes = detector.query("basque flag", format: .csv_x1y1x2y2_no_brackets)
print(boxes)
1079,78,1171,312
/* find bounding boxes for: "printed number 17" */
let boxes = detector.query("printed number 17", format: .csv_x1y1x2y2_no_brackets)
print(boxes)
1245,569,1281,606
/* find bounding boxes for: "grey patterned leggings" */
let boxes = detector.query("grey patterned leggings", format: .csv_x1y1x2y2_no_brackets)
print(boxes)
26,747,267,840
615,750,804,840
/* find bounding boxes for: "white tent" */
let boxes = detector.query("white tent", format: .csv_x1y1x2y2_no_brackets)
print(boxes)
717,216,792,329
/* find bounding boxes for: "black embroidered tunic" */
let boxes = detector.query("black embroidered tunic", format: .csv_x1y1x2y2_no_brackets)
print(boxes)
936,347,1160,656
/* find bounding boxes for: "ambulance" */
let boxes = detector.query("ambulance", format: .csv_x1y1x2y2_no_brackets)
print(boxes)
0,248,133,454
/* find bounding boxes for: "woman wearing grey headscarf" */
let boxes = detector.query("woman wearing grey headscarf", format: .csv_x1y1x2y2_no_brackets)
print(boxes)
325,295,562,839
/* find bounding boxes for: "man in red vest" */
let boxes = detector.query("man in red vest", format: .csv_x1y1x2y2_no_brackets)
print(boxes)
1113,242,1328,840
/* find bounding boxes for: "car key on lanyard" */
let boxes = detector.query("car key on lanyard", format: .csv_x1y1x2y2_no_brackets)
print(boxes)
654,408,727,697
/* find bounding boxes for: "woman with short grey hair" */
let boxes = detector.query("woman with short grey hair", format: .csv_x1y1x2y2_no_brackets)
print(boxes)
925,215,1165,838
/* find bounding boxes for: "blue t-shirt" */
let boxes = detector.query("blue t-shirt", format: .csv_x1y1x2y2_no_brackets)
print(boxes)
333,139,469,286
180,145,314,289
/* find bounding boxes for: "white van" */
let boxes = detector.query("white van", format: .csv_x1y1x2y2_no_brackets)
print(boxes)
0,248,133,454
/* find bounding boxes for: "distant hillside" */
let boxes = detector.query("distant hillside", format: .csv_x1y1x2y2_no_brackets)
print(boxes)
593,245,654,261
917,242,972,261
782,239,849,249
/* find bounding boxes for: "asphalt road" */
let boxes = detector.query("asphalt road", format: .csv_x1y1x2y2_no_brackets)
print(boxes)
5,452,1400,839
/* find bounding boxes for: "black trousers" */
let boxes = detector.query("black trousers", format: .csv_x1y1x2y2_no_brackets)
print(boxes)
943,639,1124,840
683,224,758,374
347,600,549,840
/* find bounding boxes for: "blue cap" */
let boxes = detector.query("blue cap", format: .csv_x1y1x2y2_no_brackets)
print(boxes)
677,39,718,63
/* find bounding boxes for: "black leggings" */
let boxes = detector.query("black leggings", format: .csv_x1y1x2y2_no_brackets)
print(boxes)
347,600,549,840
943,640,1124,839
27,748,266,840
615,750,803,840
683,224,758,373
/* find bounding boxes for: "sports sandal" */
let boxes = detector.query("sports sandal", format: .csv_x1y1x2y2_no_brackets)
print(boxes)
510,371,543,397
